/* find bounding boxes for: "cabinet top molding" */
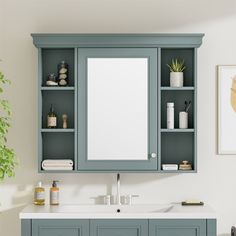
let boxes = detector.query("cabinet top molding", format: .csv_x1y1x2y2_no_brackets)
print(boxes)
31,33,204,48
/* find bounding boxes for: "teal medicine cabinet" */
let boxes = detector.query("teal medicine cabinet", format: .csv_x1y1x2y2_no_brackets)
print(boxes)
31,34,204,173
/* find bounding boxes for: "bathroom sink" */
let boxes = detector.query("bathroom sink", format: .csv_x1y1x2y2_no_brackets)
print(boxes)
20,203,217,219
49,204,173,214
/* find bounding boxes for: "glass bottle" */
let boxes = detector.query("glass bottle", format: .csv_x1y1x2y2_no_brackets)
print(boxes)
47,104,57,128
34,181,45,205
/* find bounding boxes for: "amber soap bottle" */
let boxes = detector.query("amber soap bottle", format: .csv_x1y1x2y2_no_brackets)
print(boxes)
34,181,45,205
50,180,59,205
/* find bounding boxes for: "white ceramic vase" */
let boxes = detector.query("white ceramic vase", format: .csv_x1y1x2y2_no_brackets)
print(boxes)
170,72,183,87
179,111,188,129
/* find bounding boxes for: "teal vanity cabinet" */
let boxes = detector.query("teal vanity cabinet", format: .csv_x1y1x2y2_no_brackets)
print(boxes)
31,34,204,173
22,219,216,236
31,219,89,236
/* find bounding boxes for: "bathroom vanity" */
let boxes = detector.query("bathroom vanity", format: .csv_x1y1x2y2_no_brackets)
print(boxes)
32,34,204,173
20,204,216,236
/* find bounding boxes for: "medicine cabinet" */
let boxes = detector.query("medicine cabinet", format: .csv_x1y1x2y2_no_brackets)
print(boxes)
32,34,204,173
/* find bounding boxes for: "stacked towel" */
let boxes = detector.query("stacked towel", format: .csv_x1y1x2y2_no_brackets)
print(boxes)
42,159,73,171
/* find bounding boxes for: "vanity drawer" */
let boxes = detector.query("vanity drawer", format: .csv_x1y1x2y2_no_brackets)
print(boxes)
90,219,148,236
149,219,206,236
32,219,89,236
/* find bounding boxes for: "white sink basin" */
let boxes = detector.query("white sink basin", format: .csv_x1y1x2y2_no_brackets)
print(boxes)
50,204,173,214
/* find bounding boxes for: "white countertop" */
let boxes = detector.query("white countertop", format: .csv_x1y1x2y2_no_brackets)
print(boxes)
19,204,216,219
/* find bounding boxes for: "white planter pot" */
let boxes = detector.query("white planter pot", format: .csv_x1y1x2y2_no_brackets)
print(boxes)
179,111,188,129
170,72,183,87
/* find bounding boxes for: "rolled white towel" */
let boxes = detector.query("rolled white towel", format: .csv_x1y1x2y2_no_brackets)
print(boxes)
42,159,73,167
42,166,73,171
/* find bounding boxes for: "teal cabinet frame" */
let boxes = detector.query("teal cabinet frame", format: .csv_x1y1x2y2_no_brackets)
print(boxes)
31,34,204,173
149,219,207,236
22,219,31,236
90,219,148,236
32,219,89,236
78,48,158,170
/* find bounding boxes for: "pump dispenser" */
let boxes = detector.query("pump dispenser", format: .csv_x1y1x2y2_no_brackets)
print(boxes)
50,180,59,205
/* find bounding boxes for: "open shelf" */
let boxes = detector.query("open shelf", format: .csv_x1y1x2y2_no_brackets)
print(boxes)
41,132,75,170
41,90,74,129
39,48,77,173
161,48,194,87
41,48,75,86
161,132,195,170
161,90,194,129
159,47,196,173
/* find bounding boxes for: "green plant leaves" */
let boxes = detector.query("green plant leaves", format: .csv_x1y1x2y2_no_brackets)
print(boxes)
167,59,186,72
0,146,17,180
0,71,11,85
0,70,17,181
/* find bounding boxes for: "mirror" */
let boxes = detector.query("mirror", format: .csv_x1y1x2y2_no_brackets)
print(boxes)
87,58,148,160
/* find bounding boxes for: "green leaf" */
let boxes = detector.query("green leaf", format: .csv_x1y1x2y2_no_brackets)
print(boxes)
166,58,186,72
0,70,17,181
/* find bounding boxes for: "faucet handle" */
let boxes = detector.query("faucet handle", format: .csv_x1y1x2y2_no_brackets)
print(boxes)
103,195,111,205
126,194,139,205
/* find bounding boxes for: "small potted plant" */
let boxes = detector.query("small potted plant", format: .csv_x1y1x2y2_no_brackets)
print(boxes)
167,59,186,87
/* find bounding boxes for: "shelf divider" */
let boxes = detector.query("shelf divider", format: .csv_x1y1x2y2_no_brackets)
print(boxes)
41,86,75,91
161,86,194,91
159,170,196,173
161,128,194,132
41,128,75,133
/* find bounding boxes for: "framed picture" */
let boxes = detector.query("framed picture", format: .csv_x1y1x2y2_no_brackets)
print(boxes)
218,65,236,154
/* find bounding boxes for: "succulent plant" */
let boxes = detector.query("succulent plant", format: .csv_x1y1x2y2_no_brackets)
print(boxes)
167,59,186,72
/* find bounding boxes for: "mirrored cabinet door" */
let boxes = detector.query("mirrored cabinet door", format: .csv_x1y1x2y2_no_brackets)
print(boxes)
78,48,158,170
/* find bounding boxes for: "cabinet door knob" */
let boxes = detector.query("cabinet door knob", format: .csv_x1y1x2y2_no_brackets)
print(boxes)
151,153,157,158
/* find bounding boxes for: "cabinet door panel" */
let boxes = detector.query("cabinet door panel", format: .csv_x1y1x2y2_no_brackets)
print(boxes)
149,219,206,236
78,48,158,171
90,219,148,236
32,219,89,236
39,228,78,236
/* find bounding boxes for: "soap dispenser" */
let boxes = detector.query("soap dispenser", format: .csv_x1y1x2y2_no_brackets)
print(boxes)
34,181,45,205
50,180,59,205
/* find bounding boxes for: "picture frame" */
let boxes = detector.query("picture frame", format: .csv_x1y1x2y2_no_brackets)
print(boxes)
218,65,236,154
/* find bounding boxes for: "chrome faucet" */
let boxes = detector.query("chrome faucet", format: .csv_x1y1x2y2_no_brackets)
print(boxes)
116,173,121,205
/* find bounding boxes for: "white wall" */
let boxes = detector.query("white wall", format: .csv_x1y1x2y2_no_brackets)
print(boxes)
0,0,236,235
